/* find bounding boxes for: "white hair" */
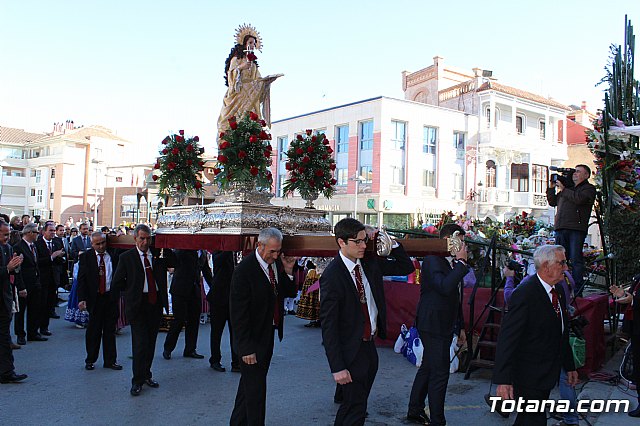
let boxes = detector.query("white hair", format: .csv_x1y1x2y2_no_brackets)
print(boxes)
533,244,565,270
258,227,283,244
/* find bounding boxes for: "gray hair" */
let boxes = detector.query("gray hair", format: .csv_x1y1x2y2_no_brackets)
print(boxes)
133,224,152,237
23,223,38,234
91,231,106,241
258,227,283,245
533,245,565,270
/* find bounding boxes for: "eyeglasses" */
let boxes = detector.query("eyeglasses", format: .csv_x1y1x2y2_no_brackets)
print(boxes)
347,237,369,246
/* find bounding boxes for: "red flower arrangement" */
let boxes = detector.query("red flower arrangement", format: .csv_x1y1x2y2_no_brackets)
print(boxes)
215,111,273,190
282,130,336,199
153,130,205,197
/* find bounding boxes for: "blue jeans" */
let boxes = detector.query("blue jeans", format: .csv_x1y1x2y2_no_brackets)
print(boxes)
554,229,587,293
559,368,579,424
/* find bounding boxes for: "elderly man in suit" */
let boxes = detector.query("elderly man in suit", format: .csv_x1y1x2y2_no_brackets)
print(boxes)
162,249,213,360
13,223,46,344
0,221,26,383
493,245,578,425
35,222,65,336
320,218,414,426
229,227,297,426
77,232,122,371
112,224,176,396
407,223,469,425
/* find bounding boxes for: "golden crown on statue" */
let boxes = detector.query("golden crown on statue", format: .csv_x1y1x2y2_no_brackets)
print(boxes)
235,23,262,51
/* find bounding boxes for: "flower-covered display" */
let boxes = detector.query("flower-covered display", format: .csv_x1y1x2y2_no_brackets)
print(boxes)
282,130,337,199
153,130,205,198
214,111,273,190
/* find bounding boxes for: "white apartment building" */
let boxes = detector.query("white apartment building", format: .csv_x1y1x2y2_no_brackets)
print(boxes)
269,56,570,227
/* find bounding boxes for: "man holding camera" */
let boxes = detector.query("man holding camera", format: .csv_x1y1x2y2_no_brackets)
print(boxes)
546,164,596,293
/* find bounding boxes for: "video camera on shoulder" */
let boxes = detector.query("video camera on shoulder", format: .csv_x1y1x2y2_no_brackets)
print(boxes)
549,166,575,188
506,259,525,280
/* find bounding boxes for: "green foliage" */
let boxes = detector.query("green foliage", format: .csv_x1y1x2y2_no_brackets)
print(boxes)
153,131,205,197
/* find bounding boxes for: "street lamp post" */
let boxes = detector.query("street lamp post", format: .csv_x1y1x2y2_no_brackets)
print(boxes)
350,173,365,220
91,159,104,228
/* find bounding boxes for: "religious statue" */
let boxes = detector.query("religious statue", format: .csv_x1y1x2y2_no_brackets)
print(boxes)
217,24,283,134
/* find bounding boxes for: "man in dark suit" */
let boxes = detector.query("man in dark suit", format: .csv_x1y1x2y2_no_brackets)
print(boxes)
0,221,27,383
112,224,176,396
13,223,46,344
77,232,122,371
407,224,469,425
493,245,578,425
320,218,413,426
207,250,240,372
229,227,297,426
162,249,212,360
70,222,91,263
54,224,70,295
35,222,65,335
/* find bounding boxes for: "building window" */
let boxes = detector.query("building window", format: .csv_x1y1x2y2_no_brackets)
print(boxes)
423,170,435,187
423,126,437,154
277,136,289,156
51,169,56,178
532,164,548,193
336,125,349,153
359,120,373,150
511,163,529,192
516,114,525,134
486,160,497,188
276,136,289,197
453,173,464,200
453,131,465,150
35,169,41,183
391,166,405,185
539,120,546,139
337,168,348,186
360,165,373,183
391,121,406,150
11,170,23,177
30,188,35,196
37,190,43,203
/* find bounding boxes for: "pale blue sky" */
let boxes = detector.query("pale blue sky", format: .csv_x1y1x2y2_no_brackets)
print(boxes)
1,0,637,162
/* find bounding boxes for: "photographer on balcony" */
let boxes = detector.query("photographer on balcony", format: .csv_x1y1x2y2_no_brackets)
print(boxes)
546,164,596,294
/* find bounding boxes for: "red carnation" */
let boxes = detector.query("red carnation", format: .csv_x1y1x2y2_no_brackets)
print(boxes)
179,130,184,136
186,144,194,152
302,156,310,163
217,154,228,164
266,145,272,151
162,148,168,155
323,139,330,145
330,178,337,185
249,135,258,143
324,181,331,188
322,154,328,160
154,163,160,169
247,52,257,62
264,151,270,158
175,135,184,143
298,166,306,173
311,135,317,142
259,131,268,140
172,148,179,155
327,147,333,154
162,137,170,145
213,167,221,175
176,185,181,191
193,136,200,142
195,181,202,189
238,150,247,159
250,166,259,176
228,117,236,124
249,111,259,121
168,162,176,170
285,162,292,171
296,147,304,155
230,121,238,130
296,135,303,141
307,146,314,153
306,129,312,136
187,159,193,166
219,140,230,149
330,163,336,170
315,169,324,176
219,132,225,139
290,177,298,183
199,161,205,166
260,119,267,127
152,175,158,181
308,180,315,187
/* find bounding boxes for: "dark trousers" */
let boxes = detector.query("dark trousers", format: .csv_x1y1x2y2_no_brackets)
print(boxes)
335,340,378,426
164,294,201,355
85,292,118,365
230,327,275,426
130,299,162,385
209,304,239,367
408,332,452,426
14,288,41,339
513,386,551,425
554,229,587,292
0,311,14,376
39,278,54,331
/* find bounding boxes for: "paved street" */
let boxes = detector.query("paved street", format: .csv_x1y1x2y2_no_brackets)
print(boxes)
2,303,636,425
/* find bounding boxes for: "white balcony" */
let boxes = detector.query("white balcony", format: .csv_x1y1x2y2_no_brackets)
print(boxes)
477,187,511,205
1,176,28,187
477,189,549,209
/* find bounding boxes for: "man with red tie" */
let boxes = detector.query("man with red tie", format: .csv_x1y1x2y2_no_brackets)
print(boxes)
112,224,176,396
77,232,122,371
229,227,297,425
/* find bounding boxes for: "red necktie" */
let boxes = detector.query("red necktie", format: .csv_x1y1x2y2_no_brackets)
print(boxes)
98,253,106,294
354,264,372,340
550,288,560,318
143,252,157,304
268,264,280,326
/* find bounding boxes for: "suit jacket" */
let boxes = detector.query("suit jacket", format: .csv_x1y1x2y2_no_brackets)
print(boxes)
76,248,121,313
229,252,297,359
53,236,69,273
319,244,413,374
206,251,235,307
112,247,176,320
415,256,469,337
0,243,16,317
70,234,91,261
35,236,65,287
170,249,213,298
13,239,40,290
492,274,576,391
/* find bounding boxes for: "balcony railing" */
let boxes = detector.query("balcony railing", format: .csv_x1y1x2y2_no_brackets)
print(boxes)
477,187,511,204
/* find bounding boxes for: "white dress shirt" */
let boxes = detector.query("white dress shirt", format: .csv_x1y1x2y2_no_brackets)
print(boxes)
136,248,156,293
537,273,564,333
96,251,113,292
339,252,378,336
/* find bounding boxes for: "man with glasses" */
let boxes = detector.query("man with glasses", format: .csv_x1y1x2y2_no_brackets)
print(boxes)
320,218,413,425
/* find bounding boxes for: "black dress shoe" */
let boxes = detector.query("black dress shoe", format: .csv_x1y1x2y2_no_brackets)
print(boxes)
184,351,204,359
406,411,430,425
49,313,60,319
629,405,640,417
103,363,123,370
130,384,142,396
210,362,226,372
10,342,21,350
27,335,48,342
40,329,52,336
0,372,27,384
162,350,171,360
16,337,26,346
145,378,159,388
85,363,95,370
484,393,510,418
